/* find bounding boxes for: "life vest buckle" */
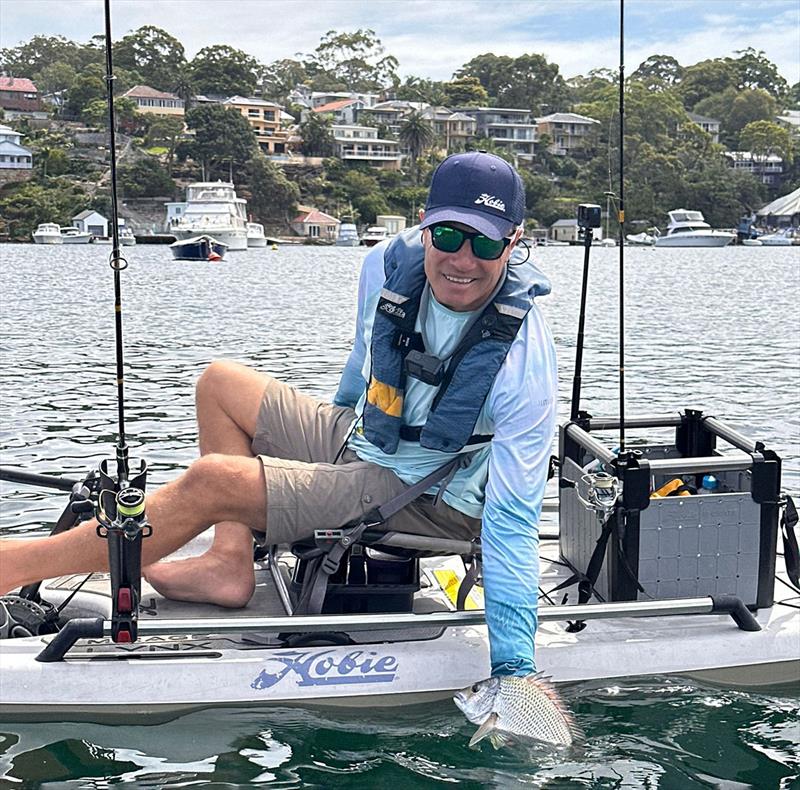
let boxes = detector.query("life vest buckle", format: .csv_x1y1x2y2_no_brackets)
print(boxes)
404,350,445,386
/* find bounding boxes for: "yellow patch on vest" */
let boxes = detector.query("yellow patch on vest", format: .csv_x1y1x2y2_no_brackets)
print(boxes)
367,377,403,417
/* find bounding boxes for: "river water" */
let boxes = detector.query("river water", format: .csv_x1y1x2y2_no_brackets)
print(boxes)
0,242,798,787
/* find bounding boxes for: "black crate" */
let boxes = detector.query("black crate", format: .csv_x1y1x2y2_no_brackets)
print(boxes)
290,548,420,614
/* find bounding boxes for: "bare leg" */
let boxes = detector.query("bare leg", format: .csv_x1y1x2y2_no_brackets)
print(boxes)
0,454,267,596
144,360,269,607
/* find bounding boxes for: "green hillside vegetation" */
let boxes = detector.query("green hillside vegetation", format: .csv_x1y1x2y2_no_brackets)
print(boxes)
1,29,797,239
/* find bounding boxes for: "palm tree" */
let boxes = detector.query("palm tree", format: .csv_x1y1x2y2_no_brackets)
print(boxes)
399,111,435,183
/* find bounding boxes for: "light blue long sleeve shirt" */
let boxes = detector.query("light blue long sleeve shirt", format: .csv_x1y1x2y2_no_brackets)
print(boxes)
335,239,558,676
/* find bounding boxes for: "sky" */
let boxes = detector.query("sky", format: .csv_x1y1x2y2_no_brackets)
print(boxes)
1,0,798,84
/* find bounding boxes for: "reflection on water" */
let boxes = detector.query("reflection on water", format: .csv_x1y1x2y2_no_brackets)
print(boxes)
1,242,799,786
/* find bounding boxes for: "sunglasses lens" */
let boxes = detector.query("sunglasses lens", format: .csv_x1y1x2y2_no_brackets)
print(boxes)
431,225,464,252
471,235,506,260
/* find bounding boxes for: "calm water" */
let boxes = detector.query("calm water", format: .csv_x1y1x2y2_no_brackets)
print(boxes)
0,242,798,787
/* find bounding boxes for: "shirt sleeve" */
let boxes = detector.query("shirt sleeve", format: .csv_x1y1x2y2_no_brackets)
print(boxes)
333,242,389,407
481,304,558,676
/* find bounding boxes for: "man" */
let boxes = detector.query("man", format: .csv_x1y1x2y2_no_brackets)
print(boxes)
0,152,557,678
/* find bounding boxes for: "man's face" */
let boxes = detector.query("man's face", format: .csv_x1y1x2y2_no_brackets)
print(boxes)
420,213,520,312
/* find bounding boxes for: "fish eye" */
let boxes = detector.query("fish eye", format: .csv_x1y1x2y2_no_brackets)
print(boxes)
471,684,480,692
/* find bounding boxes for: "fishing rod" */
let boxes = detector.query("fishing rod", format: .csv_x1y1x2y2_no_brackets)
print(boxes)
617,0,626,453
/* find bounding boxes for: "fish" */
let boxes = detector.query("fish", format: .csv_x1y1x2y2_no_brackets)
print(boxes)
453,673,583,750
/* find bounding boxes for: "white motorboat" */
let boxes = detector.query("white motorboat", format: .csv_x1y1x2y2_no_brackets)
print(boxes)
247,222,267,248
360,226,390,247
31,223,63,245
626,231,656,246
758,229,794,246
654,210,734,247
59,226,93,244
119,223,136,246
742,238,763,247
171,182,249,251
336,222,360,247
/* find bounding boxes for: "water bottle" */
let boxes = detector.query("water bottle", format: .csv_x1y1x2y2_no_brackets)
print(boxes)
697,474,719,495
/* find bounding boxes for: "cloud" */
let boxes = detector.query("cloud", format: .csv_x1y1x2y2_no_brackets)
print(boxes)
1,0,797,83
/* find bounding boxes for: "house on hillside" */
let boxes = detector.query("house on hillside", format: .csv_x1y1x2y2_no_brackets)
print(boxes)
420,107,477,153
0,124,33,182
0,76,47,120
123,85,184,116
776,110,800,139
687,112,720,144
331,124,402,170
535,112,600,157
724,151,785,186
310,98,365,126
453,106,537,161
290,208,340,241
224,96,293,157
72,210,108,237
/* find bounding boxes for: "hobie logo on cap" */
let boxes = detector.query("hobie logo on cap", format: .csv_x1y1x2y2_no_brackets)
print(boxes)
474,193,506,212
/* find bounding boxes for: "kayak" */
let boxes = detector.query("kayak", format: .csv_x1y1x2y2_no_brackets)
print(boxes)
1,525,797,722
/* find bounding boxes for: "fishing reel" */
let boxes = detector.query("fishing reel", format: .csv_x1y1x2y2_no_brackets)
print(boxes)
576,471,621,516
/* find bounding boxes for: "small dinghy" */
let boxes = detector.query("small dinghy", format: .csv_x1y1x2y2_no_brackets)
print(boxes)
169,235,227,261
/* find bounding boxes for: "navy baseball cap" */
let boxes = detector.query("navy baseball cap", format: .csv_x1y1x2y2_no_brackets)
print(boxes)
420,151,525,240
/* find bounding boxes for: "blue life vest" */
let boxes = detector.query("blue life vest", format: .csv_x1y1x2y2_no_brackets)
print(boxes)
362,227,549,455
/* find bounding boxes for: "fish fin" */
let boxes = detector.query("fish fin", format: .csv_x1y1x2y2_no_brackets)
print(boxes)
525,674,585,746
488,730,514,751
468,713,498,749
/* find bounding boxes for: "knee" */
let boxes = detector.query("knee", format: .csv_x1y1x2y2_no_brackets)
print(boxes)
182,453,242,509
196,360,242,405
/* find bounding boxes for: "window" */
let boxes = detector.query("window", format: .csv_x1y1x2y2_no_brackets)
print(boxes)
248,109,259,117
264,111,275,121
309,225,320,237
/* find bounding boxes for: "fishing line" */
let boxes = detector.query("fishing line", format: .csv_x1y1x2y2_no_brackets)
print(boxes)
617,0,626,453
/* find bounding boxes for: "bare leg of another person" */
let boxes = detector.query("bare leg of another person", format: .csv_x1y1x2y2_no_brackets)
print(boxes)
144,360,270,607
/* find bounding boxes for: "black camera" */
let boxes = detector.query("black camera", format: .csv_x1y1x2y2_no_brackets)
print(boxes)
577,204,602,229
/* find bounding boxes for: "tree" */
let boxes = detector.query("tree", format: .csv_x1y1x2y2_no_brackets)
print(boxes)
82,96,137,128
190,45,260,96
35,62,77,96
679,59,738,109
456,52,569,111
245,155,300,224
442,76,488,107
395,76,448,105
118,157,175,197
184,104,257,179
0,34,99,76
299,112,335,157
398,111,435,182
730,48,789,100
65,74,105,118
145,115,186,174
739,120,793,165
0,179,86,238
306,29,398,92
631,55,684,91
261,58,307,101
113,26,187,93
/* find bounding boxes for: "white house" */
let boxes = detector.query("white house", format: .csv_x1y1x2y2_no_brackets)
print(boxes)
687,112,721,144
0,124,33,174
535,112,600,157
72,210,109,237
331,124,403,170
290,208,340,241
724,151,785,186
550,218,579,243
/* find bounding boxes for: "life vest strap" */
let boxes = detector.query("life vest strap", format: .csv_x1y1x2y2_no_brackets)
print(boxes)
399,424,493,447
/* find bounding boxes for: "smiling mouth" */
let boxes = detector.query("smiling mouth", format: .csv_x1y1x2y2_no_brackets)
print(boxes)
443,273,475,284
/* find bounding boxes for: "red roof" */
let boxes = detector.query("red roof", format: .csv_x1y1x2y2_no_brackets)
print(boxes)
0,77,37,93
293,209,340,225
313,98,358,113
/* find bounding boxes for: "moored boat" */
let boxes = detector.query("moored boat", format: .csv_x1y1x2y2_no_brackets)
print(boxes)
758,229,794,246
360,226,390,246
169,235,227,261
171,182,248,251
336,222,360,247
626,231,657,246
654,210,734,247
59,226,93,244
247,222,267,247
31,223,62,245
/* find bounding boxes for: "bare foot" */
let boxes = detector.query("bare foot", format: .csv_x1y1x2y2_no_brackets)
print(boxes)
144,549,255,609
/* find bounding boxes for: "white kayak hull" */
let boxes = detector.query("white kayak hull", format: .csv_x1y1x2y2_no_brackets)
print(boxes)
1,541,797,720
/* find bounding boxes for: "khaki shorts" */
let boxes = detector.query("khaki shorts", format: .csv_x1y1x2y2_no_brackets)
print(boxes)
251,376,481,546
